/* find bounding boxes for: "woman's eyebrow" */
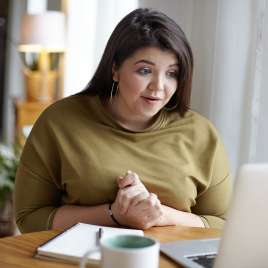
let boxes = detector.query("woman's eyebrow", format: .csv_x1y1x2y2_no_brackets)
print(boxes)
134,59,155,65
134,60,179,67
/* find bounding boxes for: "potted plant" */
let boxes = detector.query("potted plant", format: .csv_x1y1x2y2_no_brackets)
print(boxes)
0,144,21,237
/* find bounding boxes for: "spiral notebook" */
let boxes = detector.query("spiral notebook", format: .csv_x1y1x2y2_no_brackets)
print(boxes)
35,223,143,264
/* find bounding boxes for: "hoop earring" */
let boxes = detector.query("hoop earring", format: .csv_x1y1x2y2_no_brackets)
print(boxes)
164,104,178,111
110,81,119,102
163,103,178,111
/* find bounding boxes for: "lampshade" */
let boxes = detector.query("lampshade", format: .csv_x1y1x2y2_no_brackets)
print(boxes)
19,11,66,52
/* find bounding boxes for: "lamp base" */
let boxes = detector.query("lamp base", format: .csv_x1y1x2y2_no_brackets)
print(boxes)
24,71,57,102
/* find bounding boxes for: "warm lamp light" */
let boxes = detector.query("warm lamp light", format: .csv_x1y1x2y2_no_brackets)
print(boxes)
18,12,66,102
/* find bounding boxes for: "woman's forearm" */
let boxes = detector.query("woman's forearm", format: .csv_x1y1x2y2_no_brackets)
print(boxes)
157,205,205,228
52,204,116,230
52,203,205,230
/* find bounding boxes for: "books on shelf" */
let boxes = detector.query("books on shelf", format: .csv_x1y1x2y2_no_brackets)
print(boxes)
35,223,144,264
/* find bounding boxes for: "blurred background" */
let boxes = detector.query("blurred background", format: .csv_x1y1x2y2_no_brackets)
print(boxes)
1,0,268,177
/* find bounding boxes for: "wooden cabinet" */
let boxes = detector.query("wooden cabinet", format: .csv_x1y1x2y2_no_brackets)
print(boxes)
0,1,10,141
14,100,52,145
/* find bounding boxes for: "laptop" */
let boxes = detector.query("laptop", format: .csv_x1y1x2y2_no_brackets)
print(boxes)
161,164,268,268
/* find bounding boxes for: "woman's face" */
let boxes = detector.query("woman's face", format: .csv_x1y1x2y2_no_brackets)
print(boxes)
112,47,178,122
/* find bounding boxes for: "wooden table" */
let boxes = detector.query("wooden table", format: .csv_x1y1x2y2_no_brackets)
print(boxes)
0,226,220,268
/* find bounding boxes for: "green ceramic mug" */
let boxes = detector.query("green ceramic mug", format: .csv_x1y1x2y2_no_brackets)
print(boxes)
100,234,159,268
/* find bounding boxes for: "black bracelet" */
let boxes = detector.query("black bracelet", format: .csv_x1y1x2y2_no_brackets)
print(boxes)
108,203,122,226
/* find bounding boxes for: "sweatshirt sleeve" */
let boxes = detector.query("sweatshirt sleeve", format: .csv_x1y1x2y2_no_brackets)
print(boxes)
14,108,62,233
191,120,233,229
193,174,232,228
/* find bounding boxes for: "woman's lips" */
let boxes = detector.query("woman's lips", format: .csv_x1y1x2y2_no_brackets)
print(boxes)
141,96,162,104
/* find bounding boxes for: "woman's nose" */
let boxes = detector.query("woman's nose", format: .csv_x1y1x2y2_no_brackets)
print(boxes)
148,75,165,91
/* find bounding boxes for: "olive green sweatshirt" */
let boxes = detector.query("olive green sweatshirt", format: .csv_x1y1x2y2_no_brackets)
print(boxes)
15,95,232,233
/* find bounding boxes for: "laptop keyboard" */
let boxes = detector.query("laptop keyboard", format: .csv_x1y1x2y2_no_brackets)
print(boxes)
187,253,217,268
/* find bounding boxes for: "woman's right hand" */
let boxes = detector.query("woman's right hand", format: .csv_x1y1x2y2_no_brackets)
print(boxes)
112,192,163,229
115,170,150,215
111,170,163,229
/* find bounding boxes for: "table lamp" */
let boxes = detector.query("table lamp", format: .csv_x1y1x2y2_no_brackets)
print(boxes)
18,11,66,102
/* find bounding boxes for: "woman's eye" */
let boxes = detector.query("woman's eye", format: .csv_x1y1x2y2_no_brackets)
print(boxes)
167,70,178,78
137,68,151,75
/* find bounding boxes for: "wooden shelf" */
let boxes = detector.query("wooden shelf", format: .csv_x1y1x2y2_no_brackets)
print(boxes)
14,100,52,145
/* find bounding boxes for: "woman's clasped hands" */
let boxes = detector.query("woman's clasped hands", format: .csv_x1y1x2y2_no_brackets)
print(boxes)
111,170,163,229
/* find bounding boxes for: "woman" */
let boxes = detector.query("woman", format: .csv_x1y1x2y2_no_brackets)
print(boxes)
15,8,232,233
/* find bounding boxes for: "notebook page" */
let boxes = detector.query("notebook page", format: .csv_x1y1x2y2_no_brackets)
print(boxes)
37,223,144,261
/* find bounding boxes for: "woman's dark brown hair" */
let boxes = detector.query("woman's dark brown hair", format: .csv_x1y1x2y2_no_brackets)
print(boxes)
80,8,193,116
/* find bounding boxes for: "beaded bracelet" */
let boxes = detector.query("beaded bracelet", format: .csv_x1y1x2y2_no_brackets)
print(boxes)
108,203,122,226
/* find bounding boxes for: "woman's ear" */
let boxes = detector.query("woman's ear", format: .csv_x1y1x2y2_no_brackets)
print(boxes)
112,63,119,82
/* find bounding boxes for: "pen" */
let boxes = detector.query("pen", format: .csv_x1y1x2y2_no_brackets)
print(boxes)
81,228,103,268
96,228,103,247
